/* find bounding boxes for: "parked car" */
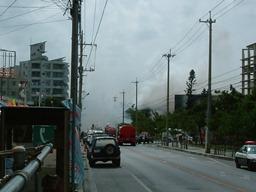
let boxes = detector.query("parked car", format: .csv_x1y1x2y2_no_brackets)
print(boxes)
235,141,256,171
87,136,121,167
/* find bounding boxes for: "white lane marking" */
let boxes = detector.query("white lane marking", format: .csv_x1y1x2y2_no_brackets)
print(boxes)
207,157,234,168
220,171,226,177
189,156,196,160
130,172,153,192
241,175,250,180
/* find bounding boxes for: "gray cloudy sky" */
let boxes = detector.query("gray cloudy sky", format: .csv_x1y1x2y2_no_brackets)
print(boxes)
0,0,255,130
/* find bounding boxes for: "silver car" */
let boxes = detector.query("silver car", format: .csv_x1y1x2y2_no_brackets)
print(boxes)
235,144,256,171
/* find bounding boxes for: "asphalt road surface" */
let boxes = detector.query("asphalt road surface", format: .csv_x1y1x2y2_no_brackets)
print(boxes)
86,144,256,192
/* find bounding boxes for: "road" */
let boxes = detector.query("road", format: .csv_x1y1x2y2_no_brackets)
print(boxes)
86,144,256,192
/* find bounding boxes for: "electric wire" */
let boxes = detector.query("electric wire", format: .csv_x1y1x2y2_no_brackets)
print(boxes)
0,0,18,17
171,0,226,53
91,0,97,42
140,67,242,109
175,25,207,55
86,0,109,69
139,0,229,84
196,67,240,87
0,6,50,23
1,18,68,28
213,0,245,19
0,5,57,9
0,19,68,36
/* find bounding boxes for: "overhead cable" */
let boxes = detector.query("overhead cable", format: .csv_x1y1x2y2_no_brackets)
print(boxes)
86,0,109,68
0,0,18,17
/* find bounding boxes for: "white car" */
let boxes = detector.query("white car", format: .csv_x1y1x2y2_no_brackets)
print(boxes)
235,144,256,171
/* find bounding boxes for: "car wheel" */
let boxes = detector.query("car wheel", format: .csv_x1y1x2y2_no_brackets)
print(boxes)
235,158,240,168
113,159,120,167
247,160,253,171
89,160,95,167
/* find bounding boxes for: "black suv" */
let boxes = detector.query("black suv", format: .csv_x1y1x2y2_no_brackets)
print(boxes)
87,136,121,167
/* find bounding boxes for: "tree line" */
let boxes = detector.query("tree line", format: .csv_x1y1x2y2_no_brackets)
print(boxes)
126,69,256,147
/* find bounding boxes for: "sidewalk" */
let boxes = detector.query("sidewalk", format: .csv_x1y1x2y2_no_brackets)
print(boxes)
157,143,234,161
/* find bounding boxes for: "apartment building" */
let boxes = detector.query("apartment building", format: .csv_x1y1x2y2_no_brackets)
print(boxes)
18,42,69,104
241,43,256,95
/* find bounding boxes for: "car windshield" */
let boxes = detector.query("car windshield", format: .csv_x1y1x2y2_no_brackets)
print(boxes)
95,139,115,148
247,146,256,154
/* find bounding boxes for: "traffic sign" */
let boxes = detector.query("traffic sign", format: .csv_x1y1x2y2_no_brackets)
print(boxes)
32,125,55,146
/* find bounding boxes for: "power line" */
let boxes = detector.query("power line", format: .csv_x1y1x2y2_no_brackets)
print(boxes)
214,0,245,19
140,58,165,83
175,26,207,55
0,19,68,36
86,0,109,68
196,67,240,87
0,6,50,23
0,0,18,17
91,0,97,42
139,0,242,86
0,5,56,9
2,18,68,28
213,0,242,17
171,0,226,53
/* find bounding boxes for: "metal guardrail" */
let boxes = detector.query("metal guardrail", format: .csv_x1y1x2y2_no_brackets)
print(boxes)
0,143,53,192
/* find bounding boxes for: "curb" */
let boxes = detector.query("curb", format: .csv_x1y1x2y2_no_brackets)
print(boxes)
157,145,234,161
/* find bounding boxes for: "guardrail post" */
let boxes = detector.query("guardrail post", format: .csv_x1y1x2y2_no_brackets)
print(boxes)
12,146,26,171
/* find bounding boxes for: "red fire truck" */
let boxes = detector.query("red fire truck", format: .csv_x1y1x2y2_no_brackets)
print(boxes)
117,124,136,146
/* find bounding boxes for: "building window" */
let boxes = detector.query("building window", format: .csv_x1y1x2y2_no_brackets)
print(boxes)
11,91,16,96
52,72,63,78
12,81,16,86
32,88,40,94
45,88,51,95
45,80,51,86
32,80,40,86
45,71,51,77
32,71,41,77
53,64,64,70
1,81,6,85
31,63,41,69
44,63,51,69
53,80,63,86
52,88,63,94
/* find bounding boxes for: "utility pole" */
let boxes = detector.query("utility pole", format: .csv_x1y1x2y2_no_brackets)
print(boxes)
132,79,139,130
200,11,216,153
163,49,175,146
78,31,84,109
121,91,125,124
70,0,80,190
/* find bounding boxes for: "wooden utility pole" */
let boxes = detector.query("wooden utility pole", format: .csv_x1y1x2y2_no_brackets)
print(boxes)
78,31,84,109
70,0,79,190
200,11,216,153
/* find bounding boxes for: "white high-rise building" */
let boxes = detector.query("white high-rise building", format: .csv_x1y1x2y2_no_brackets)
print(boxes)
18,42,69,104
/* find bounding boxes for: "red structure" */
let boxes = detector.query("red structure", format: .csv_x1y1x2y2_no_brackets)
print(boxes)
117,124,136,146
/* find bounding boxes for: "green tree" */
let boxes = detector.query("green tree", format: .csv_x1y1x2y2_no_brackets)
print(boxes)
185,69,197,109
